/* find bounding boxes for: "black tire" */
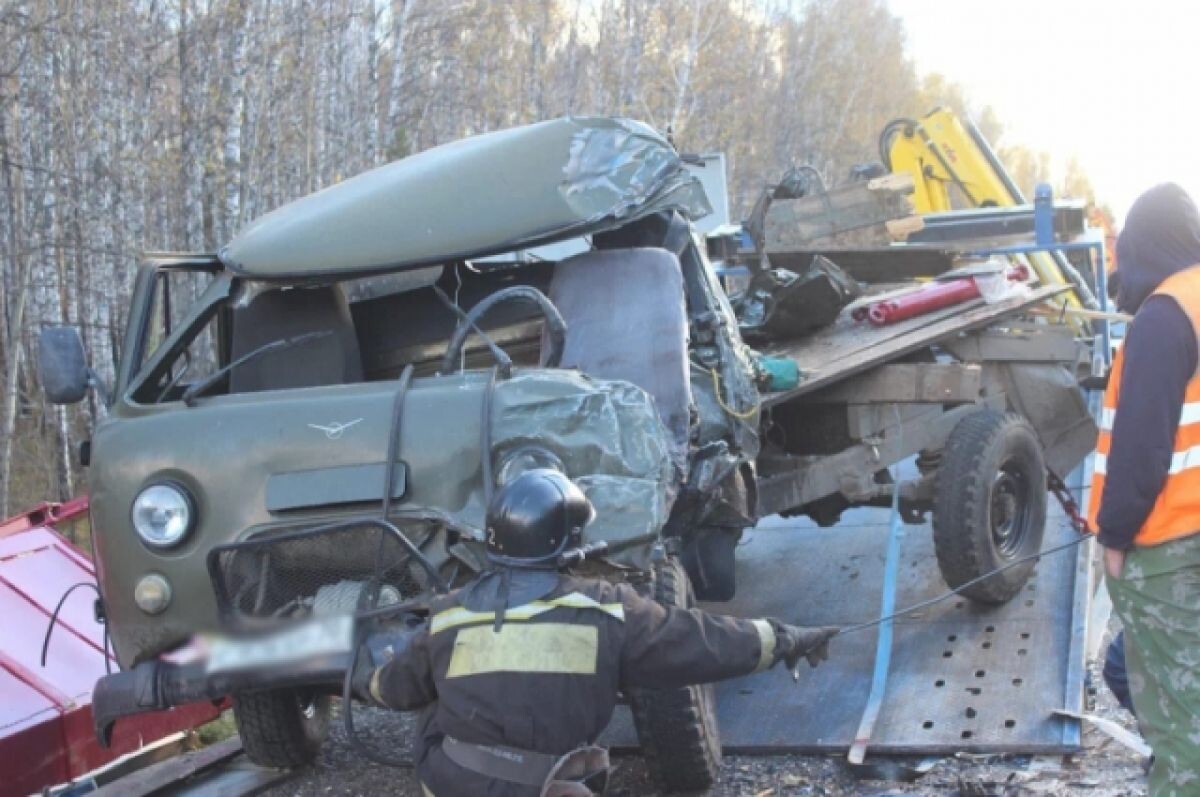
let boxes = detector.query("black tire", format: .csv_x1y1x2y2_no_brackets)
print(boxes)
630,557,722,793
933,411,1047,605
233,688,330,769
680,526,739,602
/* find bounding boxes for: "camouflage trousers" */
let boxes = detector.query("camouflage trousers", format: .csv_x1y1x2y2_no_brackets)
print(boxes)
1107,533,1200,797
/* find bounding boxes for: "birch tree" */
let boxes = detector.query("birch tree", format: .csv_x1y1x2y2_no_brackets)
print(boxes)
0,0,1064,515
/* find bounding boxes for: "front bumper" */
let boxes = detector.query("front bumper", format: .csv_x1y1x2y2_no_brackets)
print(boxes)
93,650,349,747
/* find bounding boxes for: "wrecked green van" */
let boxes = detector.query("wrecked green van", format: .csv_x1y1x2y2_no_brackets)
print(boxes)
42,117,760,792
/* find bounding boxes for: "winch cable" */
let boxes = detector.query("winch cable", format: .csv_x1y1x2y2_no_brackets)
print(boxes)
802,412,1093,674
829,531,1089,640
480,365,499,506
341,362,427,769
40,580,113,674
340,642,416,768
380,366,413,522
433,285,511,373
828,473,1091,642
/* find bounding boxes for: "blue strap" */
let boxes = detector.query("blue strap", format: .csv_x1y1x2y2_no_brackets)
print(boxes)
848,467,905,764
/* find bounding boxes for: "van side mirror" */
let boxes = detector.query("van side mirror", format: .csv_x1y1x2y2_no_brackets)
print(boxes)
38,325,91,404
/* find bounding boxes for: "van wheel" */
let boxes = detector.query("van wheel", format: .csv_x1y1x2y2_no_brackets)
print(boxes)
233,689,330,769
680,526,739,601
630,557,722,793
933,411,1047,605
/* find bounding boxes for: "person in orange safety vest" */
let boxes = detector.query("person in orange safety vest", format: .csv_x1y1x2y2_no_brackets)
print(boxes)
1088,183,1200,796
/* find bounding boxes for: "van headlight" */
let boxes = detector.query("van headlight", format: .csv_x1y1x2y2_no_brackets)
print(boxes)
496,446,565,485
131,483,194,548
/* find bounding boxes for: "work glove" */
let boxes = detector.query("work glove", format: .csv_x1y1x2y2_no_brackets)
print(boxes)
349,624,412,705
769,620,839,670
349,642,382,704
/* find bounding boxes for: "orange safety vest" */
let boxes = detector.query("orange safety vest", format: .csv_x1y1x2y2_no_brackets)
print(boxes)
1089,266,1200,545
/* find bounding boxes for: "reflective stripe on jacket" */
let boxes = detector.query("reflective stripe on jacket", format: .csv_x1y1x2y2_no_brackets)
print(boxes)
371,573,772,797
1089,266,1200,545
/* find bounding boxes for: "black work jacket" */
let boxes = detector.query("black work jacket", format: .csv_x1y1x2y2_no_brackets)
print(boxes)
372,572,773,796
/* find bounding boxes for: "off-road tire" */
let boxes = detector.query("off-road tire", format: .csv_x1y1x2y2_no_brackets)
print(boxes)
681,526,739,602
233,689,331,769
933,411,1047,605
630,557,722,793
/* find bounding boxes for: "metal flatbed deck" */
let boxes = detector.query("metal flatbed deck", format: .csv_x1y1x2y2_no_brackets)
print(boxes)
762,284,1068,408
604,477,1092,755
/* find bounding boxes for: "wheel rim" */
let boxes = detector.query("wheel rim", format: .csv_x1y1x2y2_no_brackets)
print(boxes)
990,459,1031,558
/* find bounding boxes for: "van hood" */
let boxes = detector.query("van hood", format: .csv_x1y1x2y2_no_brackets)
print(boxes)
220,117,711,281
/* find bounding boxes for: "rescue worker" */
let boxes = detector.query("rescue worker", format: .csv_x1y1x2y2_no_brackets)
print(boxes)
1089,183,1200,796
352,468,838,796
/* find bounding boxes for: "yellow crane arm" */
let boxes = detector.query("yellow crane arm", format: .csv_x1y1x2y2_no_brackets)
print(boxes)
882,108,1017,213
882,107,1097,318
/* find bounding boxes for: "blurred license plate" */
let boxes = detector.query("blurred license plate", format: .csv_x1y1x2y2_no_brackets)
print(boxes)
207,615,354,674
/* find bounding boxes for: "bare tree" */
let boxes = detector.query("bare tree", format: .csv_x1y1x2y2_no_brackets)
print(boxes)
0,0,1040,515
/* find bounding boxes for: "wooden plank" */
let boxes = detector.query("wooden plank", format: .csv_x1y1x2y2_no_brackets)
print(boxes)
940,323,1082,364
764,181,916,250
761,285,1067,408
866,172,915,192
173,758,295,796
885,215,925,239
796,363,982,404
1028,304,1131,323
92,737,243,797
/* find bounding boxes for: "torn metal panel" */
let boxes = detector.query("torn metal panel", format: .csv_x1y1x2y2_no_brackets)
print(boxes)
799,364,983,405
688,243,761,460
996,363,1098,478
220,117,711,282
487,371,676,570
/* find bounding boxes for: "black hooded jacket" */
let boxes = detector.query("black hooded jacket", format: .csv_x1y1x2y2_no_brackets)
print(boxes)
1097,184,1200,549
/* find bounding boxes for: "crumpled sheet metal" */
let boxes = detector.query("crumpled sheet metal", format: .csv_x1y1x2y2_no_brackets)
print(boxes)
484,370,675,570
692,250,762,463
562,117,712,226
221,116,710,282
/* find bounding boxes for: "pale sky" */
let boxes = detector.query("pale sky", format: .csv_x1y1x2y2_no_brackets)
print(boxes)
889,0,1200,221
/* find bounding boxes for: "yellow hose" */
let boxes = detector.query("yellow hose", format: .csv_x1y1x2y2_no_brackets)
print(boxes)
710,368,759,420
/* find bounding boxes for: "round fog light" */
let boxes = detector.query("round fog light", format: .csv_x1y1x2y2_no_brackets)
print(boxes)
134,573,172,615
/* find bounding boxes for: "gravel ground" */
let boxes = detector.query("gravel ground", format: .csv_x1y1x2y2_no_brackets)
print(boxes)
265,620,1148,797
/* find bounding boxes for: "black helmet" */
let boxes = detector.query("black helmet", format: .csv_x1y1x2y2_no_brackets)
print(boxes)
485,469,595,567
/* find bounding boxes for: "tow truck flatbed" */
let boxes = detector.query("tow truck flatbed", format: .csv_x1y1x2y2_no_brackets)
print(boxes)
761,284,1068,407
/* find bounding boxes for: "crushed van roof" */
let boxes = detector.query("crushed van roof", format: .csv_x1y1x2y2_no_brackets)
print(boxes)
220,117,711,281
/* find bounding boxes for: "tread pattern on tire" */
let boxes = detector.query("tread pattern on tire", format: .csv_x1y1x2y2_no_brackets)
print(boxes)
932,410,1047,605
630,558,721,794
233,689,330,769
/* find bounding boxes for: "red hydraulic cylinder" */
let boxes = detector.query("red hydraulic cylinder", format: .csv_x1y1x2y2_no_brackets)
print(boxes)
866,278,980,326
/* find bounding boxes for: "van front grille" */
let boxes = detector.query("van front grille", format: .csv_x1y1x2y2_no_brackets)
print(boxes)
208,519,434,627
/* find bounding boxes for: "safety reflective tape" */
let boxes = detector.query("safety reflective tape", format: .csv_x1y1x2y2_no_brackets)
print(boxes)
445,622,599,678
1094,445,1200,477
430,592,624,635
1169,445,1200,474
1100,402,1200,431
752,619,775,673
